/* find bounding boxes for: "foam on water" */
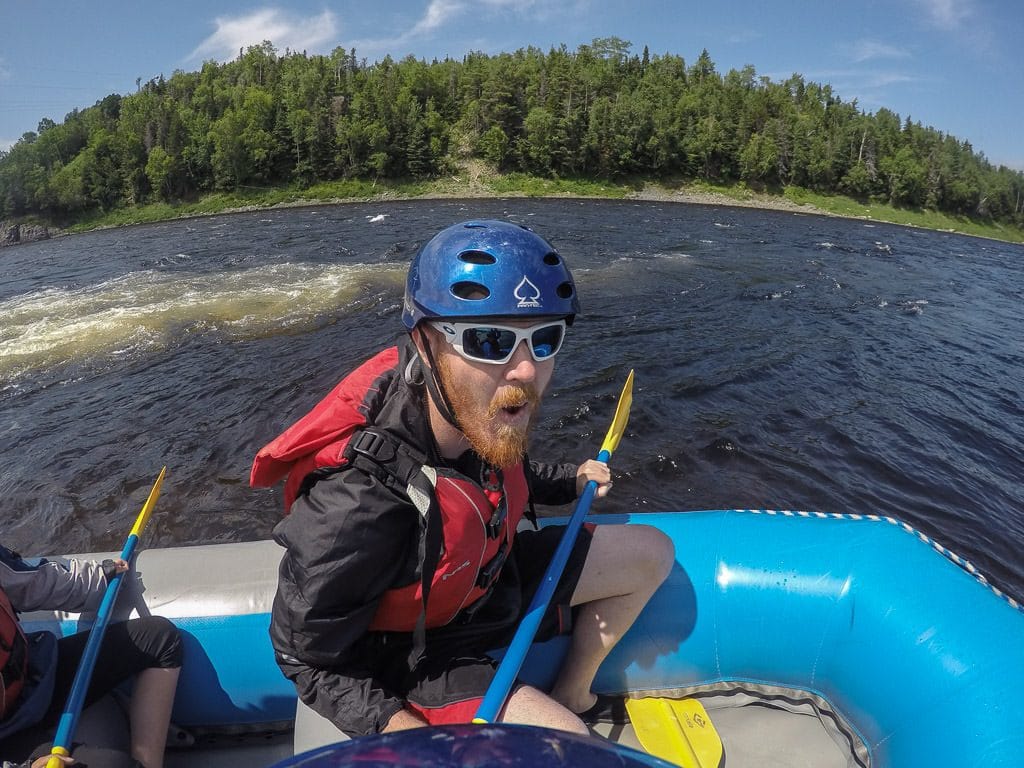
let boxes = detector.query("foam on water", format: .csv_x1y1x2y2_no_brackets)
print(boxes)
0,261,404,381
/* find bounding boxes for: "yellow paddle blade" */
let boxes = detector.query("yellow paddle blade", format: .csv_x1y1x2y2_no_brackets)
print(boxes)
626,697,724,768
129,466,167,538
599,369,634,458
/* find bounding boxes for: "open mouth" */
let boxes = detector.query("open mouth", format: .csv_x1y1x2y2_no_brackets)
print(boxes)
501,402,527,417
488,384,538,421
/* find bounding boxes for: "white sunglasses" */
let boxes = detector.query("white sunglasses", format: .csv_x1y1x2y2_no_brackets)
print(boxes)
429,319,567,364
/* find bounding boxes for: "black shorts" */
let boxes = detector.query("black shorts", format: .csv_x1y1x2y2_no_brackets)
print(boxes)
378,523,594,724
0,615,183,762
46,615,183,722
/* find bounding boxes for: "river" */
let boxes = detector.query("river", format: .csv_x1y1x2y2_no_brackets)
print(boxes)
2,198,1022,603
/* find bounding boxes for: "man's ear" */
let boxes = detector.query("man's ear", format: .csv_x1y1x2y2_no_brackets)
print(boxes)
410,325,433,370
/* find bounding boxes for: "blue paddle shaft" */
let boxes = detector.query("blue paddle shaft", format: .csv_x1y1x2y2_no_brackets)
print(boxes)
50,532,141,751
474,448,610,723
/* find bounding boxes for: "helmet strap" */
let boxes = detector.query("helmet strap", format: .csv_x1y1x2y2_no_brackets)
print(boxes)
412,329,463,433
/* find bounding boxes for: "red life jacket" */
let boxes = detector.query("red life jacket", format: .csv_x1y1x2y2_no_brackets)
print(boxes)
250,347,529,631
371,463,527,631
1,586,28,719
250,347,400,513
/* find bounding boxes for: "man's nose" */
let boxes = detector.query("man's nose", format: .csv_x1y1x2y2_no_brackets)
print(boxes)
504,340,536,382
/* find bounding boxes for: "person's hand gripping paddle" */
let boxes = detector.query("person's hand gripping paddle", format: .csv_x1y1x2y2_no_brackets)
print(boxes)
46,467,167,768
474,371,634,724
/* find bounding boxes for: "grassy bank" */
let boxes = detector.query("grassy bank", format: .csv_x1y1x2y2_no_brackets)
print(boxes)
62,173,1024,245
781,187,1024,244
661,179,1024,244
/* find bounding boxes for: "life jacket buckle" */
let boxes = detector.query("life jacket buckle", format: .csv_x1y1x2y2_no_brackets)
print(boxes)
487,496,508,539
476,540,509,590
349,429,397,463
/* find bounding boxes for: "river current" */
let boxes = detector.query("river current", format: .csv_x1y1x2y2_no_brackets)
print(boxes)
2,198,1022,603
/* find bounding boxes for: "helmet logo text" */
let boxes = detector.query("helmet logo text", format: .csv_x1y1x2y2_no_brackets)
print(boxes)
514,276,542,308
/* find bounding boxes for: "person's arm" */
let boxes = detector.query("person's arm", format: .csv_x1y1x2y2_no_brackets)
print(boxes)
525,460,579,505
527,459,613,505
0,544,115,613
270,470,421,737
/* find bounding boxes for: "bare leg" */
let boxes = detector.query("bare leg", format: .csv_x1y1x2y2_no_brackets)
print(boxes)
499,684,589,735
129,667,180,768
549,525,674,714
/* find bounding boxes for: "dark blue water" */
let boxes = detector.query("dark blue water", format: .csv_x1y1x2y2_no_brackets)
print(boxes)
2,199,1022,602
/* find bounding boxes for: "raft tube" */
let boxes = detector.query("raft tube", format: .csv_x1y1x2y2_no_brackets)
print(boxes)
20,510,1024,767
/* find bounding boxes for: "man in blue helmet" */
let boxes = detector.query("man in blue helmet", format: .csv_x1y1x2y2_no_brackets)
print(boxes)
252,220,674,739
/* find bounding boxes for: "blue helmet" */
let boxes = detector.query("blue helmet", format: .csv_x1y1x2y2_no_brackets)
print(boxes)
402,220,579,329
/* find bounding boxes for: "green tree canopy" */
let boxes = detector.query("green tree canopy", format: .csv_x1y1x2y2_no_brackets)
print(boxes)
1,40,1021,229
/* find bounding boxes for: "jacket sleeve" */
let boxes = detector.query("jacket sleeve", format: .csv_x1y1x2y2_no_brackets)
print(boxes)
270,469,419,737
0,544,109,613
525,460,579,506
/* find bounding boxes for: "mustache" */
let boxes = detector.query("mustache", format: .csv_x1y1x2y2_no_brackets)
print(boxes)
486,384,540,418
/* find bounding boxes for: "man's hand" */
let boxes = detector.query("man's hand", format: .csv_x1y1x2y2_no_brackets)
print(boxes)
575,459,613,498
100,558,130,581
32,755,75,768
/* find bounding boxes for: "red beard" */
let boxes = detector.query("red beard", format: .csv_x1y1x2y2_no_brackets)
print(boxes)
439,356,541,468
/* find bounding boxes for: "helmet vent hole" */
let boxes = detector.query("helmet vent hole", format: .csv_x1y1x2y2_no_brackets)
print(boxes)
458,249,496,265
543,252,561,265
451,281,491,300
556,282,574,299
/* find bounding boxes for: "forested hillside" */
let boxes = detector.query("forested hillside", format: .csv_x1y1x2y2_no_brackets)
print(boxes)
2,37,1022,226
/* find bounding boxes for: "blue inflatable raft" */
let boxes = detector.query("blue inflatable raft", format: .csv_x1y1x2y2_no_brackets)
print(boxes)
22,510,1024,767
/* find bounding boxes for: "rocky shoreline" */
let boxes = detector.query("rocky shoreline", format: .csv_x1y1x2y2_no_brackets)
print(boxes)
0,221,56,247
625,183,829,215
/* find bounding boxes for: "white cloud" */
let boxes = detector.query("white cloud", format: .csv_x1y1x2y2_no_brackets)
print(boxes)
859,71,919,89
726,30,764,45
1,137,18,152
409,0,466,36
810,68,920,89
848,40,911,63
346,0,585,62
408,0,544,37
188,8,339,63
914,0,974,30
911,0,1000,62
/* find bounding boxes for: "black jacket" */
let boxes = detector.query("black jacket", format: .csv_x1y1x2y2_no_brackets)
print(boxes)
269,341,578,736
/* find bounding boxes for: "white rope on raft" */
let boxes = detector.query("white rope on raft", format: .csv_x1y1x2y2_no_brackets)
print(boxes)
741,508,1022,612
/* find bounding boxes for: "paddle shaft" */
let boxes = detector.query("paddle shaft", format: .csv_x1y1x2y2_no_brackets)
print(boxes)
47,469,165,768
473,448,609,724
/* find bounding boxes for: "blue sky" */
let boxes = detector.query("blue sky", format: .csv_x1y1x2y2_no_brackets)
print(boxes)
2,1,1021,169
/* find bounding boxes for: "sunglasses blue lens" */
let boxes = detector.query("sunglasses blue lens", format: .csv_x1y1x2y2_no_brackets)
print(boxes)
529,325,562,358
462,325,563,361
